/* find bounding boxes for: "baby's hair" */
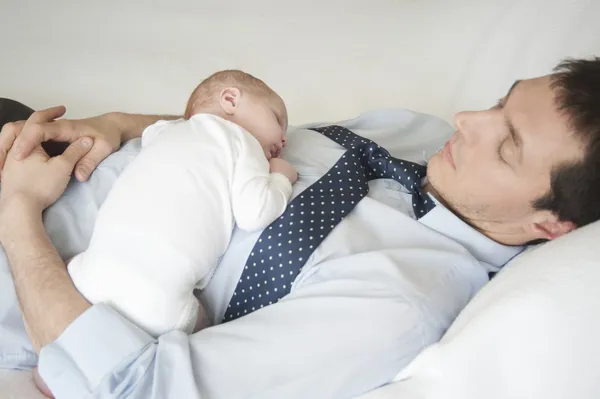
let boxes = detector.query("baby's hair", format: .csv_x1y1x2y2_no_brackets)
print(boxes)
184,70,276,119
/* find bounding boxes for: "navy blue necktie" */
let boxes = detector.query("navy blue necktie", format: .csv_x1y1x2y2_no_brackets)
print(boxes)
223,126,435,322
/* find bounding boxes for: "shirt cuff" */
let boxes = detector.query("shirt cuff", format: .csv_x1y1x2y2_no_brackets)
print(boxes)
38,303,154,398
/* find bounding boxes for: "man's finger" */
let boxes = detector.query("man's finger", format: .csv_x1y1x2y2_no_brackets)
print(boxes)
74,143,112,182
14,106,67,161
14,119,77,160
26,105,66,125
0,121,24,171
54,137,93,172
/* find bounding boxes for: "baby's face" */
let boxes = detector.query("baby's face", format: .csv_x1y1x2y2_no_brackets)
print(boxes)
236,94,288,160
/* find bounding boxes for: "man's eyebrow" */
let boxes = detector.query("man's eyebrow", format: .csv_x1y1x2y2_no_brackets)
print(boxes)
503,80,524,164
504,79,521,105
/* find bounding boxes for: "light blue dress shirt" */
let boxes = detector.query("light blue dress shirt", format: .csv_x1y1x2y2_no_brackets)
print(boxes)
0,109,524,398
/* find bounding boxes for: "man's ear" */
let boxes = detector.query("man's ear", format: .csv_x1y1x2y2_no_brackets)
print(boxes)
219,87,242,115
530,213,576,240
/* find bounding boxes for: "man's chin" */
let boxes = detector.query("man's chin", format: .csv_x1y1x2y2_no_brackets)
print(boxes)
424,155,451,198
426,152,444,175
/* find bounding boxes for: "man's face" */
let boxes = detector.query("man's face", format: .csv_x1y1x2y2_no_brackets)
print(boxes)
426,76,584,245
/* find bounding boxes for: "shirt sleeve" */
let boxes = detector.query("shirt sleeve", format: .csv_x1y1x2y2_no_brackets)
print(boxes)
37,276,432,399
230,133,292,231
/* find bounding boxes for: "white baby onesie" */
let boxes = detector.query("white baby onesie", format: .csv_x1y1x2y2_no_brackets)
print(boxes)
67,114,292,337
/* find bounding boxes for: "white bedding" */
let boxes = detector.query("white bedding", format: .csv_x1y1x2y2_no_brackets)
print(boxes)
2,0,600,398
357,222,600,399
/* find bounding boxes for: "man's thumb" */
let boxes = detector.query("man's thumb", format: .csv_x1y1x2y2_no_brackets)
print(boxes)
57,137,93,170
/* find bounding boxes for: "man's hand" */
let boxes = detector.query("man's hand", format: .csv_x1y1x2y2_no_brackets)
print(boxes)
269,158,298,184
0,106,123,181
0,107,93,213
0,105,94,354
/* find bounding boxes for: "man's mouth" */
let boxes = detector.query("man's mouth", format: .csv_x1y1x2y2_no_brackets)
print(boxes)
442,136,456,169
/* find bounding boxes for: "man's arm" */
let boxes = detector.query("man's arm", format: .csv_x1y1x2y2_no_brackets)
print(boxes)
0,107,181,182
112,112,180,142
35,272,423,399
0,196,91,353
0,108,99,354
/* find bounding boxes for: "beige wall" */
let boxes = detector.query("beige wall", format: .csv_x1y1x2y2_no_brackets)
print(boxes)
1,0,599,125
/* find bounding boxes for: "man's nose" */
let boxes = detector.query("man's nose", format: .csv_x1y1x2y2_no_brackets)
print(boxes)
453,110,495,143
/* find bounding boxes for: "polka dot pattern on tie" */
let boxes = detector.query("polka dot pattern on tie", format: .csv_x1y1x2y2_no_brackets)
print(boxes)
223,125,435,322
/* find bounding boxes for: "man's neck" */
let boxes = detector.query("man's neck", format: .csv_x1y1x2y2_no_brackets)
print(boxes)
422,182,448,209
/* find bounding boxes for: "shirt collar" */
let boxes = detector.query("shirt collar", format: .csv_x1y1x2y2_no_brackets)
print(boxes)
419,194,525,272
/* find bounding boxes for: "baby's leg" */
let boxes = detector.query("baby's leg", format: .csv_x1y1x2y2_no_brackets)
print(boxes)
69,253,204,337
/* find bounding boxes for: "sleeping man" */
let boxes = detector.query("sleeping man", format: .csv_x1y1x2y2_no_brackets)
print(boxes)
0,57,599,399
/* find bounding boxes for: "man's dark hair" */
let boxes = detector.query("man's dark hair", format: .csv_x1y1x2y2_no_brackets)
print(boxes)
532,56,600,228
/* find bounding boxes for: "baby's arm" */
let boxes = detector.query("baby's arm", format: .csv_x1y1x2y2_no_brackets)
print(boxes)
231,140,296,231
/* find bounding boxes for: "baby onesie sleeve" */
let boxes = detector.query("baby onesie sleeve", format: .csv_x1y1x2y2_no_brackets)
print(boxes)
230,133,292,231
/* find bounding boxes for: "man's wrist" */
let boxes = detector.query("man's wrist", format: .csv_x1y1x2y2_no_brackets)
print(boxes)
105,112,135,143
111,112,181,142
0,195,43,241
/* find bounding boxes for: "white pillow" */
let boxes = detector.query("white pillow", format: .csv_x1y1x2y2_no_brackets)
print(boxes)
357,220,600,399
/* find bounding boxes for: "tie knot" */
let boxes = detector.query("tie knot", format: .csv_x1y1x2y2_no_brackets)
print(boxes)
361,144,389,166
313,125,429,193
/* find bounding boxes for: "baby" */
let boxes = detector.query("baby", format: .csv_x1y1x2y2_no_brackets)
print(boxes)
67,69,297,336
34,69,297,398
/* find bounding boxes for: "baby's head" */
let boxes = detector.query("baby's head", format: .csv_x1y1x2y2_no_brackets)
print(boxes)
185,70,288,159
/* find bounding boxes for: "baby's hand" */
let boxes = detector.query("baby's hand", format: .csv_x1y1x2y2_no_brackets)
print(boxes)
269,158,298,184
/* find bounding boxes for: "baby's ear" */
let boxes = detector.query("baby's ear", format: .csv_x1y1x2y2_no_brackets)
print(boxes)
220,87,242,115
